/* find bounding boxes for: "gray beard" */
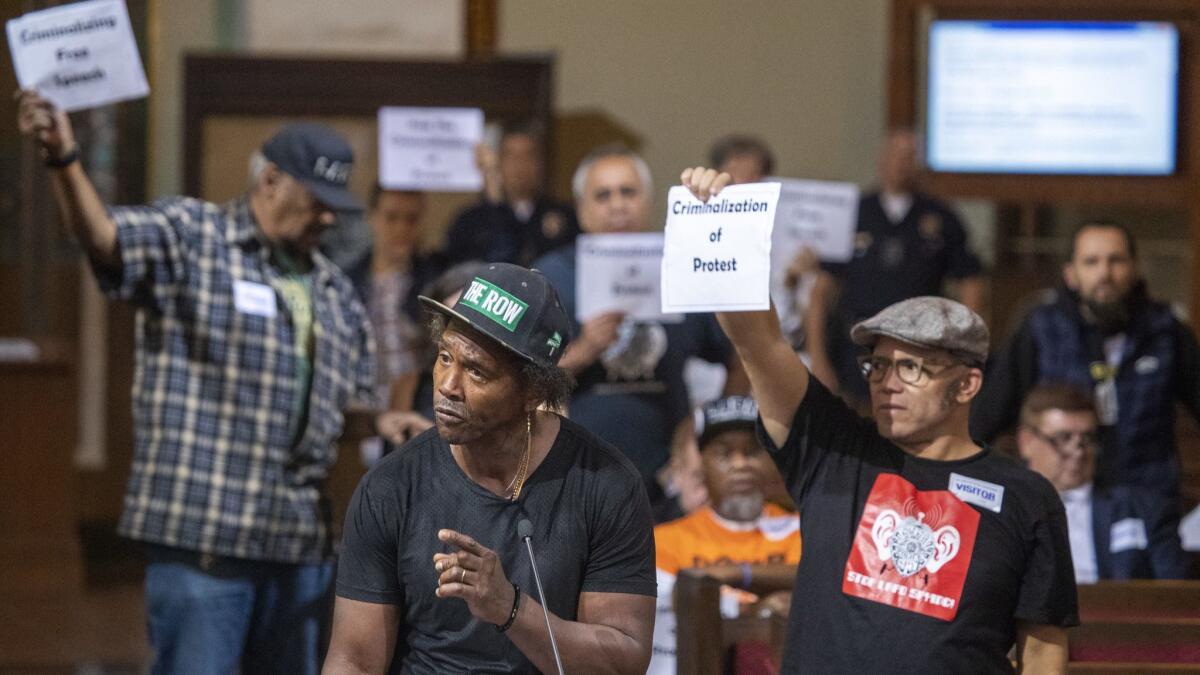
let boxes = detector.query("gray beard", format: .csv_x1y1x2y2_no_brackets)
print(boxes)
715,493,765,522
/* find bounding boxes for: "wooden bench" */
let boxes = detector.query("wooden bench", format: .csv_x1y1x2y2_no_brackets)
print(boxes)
1069,664,1200,674
674,568,791,675
1077,581,1200,620
675,569,1200,673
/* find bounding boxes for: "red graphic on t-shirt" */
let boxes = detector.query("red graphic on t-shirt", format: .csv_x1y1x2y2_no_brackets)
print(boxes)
842,473,980,621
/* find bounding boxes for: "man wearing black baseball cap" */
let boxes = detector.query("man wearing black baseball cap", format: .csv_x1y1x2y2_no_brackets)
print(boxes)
649,395,801,675
327,262,657,674
18,88,375,674
676,167,1078,674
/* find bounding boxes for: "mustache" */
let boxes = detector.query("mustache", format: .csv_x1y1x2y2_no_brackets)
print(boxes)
433,397,467,416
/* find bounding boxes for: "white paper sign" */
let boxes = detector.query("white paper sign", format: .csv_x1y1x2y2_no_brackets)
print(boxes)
576,233,680,323
378,107,484,192
770,177,859,264
661,182,780,313
7,0,149,113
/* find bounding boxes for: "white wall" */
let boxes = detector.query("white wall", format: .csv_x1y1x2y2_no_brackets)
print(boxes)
146,0,219,198
499,1,892,217
243,0,462,57
145,0,463,199
148,2,931,241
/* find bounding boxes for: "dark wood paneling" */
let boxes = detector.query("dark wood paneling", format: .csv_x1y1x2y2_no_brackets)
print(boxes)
182,54,555,198
0,344,83,595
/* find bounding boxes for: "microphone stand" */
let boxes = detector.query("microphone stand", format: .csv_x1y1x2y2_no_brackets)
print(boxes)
520,521,566,675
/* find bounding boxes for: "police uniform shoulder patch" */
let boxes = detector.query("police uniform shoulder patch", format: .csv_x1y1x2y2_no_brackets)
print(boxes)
541,211,566,240
919,213,943,240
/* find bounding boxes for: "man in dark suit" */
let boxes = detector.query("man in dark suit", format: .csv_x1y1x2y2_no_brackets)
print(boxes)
1017,384,1191,581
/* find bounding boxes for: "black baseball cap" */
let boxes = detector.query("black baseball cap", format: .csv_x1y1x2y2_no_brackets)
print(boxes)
261,123,363,212
418,263,572,367
694,396,759,448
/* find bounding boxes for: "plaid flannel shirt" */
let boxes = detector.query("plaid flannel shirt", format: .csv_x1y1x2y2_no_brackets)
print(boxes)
94,196,376,564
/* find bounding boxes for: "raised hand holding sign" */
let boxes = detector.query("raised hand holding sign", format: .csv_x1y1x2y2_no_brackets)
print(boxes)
661,167,779,313
7,0,149,112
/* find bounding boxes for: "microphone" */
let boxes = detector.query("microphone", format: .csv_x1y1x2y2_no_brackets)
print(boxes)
518,518,566,675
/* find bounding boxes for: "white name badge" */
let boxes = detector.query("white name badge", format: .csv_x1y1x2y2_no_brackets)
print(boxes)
233,280,277,318
948,472,1005,513
1110,518,1149,553
661,182,780,313
7,0,150,112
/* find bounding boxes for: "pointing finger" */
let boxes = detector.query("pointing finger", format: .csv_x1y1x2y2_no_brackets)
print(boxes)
438,529,487,556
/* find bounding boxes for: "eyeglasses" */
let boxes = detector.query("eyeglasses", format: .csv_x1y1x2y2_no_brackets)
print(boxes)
1026,426,1098,455
857,354,962,386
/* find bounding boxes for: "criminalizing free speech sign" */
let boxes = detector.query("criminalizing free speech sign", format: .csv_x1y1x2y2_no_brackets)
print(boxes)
378,106,484,192
7,0,149,113
661,182,780,313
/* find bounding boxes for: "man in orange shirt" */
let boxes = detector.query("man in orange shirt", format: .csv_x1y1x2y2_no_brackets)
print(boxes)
649,396,801,674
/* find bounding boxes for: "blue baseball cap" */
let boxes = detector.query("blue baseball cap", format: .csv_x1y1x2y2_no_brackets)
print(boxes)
261,123,363,212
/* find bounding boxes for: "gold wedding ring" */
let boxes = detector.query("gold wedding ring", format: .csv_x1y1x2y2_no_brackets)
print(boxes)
460,568,467,584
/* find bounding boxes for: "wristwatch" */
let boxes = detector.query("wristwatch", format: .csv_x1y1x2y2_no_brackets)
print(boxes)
44,145,79,169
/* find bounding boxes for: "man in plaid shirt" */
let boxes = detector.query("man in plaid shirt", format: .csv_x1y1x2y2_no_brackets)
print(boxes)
18,90,376,674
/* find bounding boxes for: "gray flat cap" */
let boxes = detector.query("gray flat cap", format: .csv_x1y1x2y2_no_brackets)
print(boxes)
850,296,989,365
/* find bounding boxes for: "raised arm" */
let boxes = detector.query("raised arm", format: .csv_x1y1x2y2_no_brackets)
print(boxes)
680,167,810,448
15,89,119,269
804,270,841,391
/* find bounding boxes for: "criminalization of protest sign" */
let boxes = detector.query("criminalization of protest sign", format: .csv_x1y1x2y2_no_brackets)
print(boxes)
770,177,858,264
378,107,484,192
661,182,780,313
7,0,149,112
576,233,681,323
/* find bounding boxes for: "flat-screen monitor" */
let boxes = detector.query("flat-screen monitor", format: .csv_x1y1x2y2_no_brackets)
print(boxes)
926,20,1179,175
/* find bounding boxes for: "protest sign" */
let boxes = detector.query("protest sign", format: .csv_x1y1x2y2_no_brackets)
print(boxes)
661,182,779,313
378,106,484,192
576,233,680,323
771,177,858,264
7,0,149,112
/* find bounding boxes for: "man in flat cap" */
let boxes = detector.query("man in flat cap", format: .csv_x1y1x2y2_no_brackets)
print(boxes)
18,90,375,673
325,263,656,674
676,167,1078,673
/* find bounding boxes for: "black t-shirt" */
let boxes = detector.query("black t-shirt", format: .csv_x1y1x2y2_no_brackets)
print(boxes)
764,379,1078,673
337,417,657,674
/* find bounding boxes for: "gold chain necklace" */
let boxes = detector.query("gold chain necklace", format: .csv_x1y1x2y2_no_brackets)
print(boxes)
505,413,533,501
